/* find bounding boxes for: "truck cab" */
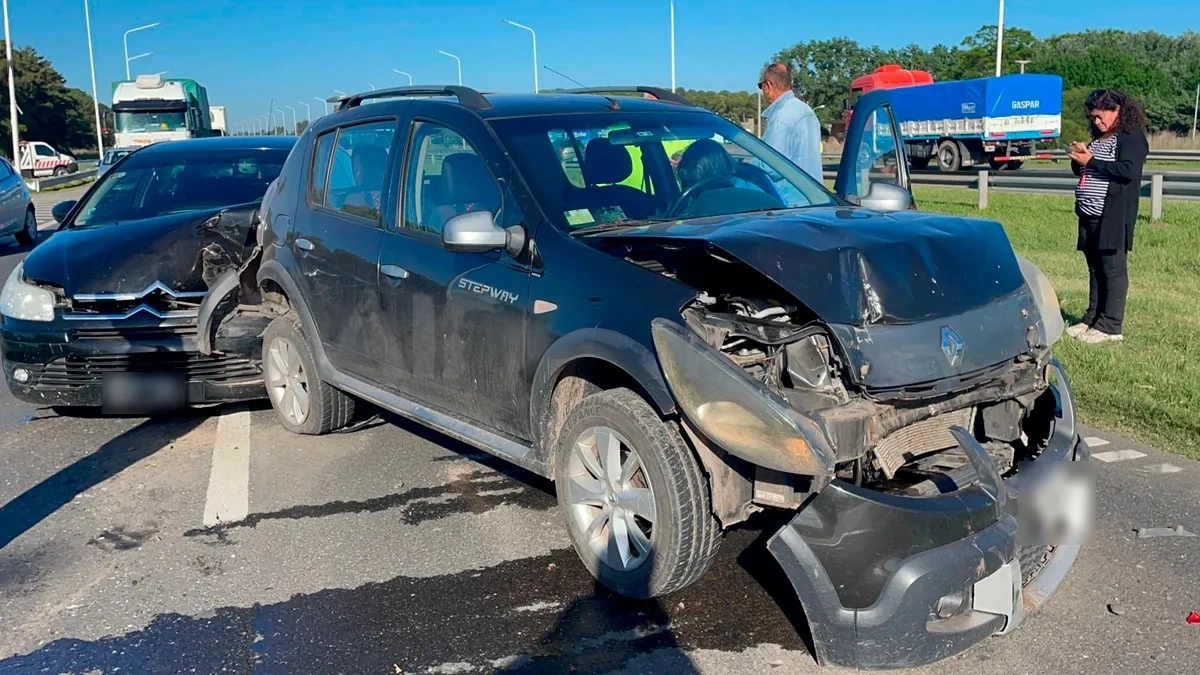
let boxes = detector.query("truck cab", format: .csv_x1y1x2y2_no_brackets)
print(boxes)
111,74,216,147
17,141,78,179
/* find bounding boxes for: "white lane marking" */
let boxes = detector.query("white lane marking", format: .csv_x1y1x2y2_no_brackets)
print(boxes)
1136,463,1184,475
1092,449,1147,463
203,407,252,526
1084,436,1110,448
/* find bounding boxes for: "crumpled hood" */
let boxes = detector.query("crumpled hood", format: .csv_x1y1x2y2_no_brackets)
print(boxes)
589,206,1027,326
22,205,259,298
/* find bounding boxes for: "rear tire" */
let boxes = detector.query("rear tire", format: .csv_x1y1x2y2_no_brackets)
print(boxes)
936,140,962,172
261,312,354,435
14,207,35,246
52,167,68,177
554,388,722,600
1006,160,1024,171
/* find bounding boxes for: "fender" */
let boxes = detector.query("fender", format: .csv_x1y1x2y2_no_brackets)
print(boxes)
196,269,241,355
529,326,676,452
254,259,337,377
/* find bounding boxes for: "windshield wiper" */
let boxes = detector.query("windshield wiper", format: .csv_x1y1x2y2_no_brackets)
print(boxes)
570,219,664,237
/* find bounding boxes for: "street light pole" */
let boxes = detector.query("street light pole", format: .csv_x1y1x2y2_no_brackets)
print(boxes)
315,96,329,115
123,22,160,79
502,20,538,93
297,101,311,125
272,110,284,135
2,0,18,164
284,105,297,134
669,0,676,92
367,83,376,90
393,69,413,86
1192,82,1198,141
1016,59,1030,74
83,0,105,156
995,0,1005,77
437,50,462,86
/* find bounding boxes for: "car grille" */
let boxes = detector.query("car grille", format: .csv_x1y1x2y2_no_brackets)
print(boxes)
33,353,260,388
70,324,201,342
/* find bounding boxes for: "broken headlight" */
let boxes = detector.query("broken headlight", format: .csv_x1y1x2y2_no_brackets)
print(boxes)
651,318,837,477
1015,254,1064,347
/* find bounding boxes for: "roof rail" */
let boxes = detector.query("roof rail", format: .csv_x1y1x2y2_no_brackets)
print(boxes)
327,85,492,112
557,86,696,107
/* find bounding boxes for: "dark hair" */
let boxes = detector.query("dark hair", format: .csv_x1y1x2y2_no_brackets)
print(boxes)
761,62,792,90
1085,88,1147,139
677,138,734,189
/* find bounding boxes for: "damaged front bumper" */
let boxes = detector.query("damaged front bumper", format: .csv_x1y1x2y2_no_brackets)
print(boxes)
766,363,1086,670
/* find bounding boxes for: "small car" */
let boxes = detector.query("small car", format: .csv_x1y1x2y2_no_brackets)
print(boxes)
196,85,1087,669
0,136,295,413
95,146,138,179
0,155,36,246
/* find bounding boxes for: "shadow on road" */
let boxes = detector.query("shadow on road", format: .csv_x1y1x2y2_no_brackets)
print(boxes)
0,413,207,550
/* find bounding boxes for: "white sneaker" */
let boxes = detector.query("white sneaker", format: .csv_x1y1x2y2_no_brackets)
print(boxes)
1067,323,1091,339
1078,328,1124,344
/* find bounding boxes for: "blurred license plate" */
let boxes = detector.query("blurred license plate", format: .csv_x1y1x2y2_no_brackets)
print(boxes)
102,372,186,414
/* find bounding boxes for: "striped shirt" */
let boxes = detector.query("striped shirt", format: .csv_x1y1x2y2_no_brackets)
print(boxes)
1075,136,1118,217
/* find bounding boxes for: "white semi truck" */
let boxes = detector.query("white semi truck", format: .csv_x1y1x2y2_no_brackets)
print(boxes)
111,74,218,147
210,106,227,136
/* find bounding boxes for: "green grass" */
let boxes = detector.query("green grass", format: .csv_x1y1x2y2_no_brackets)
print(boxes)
914,186,1200,459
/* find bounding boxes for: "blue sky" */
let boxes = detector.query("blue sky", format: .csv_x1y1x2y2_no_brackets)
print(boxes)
11,0,1198,130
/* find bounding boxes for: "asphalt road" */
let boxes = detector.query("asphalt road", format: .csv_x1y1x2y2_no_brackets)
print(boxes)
1,186,1198,673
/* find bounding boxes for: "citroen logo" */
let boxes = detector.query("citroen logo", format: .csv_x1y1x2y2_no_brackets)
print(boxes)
941,326,965,367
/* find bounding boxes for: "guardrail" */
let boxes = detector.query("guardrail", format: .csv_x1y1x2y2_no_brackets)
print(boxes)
25,169,97,193
821,168,1196,220
820,149,1200,163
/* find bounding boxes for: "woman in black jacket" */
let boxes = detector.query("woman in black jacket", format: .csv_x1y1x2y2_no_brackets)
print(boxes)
1066,88,1149,343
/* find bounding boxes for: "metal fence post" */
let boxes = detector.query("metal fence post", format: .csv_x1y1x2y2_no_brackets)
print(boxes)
1150,174,1164,222
977,170,989,210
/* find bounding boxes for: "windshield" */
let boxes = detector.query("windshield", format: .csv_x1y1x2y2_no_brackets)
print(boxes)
489,111,836,232
115,111,188,133
102,150,132,165
72,147,290,228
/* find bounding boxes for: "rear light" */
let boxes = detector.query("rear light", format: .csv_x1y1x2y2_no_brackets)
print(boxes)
989,132,1006,138
1040,130,1055,136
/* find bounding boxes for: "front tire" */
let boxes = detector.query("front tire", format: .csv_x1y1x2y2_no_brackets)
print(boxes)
15,207,35,246
261,312,354,435
554,388,721,599
936,140,962,172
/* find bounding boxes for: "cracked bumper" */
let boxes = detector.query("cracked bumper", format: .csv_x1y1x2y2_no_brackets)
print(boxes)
768,362,1085,670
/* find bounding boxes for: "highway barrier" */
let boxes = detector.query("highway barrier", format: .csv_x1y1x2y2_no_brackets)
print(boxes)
25,169,97,193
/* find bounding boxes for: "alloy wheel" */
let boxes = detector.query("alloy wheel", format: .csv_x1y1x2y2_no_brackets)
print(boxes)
265,336,310,426
24,211,35,239
566,425,657,572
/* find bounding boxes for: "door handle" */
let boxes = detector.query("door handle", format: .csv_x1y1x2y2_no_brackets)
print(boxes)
295,238,314,251
381,264,410,281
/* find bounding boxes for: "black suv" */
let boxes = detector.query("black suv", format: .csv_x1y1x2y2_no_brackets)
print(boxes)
198,85,1088,669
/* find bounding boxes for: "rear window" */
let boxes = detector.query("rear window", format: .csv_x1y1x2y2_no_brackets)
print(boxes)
71,146,293,228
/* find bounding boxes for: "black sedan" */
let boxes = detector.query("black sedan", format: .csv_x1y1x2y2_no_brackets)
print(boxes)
0,136,296,413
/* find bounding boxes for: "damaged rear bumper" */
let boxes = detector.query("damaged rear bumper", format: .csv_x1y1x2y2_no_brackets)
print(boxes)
767,363,1085,670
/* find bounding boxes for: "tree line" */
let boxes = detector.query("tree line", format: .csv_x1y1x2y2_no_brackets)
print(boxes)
5,25,1197,156
0,41,112,158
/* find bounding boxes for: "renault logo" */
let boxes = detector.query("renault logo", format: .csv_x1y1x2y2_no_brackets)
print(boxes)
941,326,965,367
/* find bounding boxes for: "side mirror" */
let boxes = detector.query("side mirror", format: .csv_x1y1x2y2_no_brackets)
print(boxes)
442,210,525,258
51,200,77,224
857,182,913,213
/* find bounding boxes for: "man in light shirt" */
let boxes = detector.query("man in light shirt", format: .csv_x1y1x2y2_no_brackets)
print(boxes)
758,62,823,182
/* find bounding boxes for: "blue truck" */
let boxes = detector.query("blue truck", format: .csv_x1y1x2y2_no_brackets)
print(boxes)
835,66,1064,171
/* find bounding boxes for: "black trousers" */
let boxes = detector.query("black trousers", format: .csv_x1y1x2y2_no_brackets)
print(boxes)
1080,247,1129,335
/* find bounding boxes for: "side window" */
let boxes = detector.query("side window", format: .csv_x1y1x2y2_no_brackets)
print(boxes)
308,131,335,206
402,121,501,236
851,105,902,198
323,120,396,224
35,145,56,158
0,159,12,178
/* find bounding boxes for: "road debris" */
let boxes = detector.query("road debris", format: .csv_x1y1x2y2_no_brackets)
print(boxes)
1134,525,1196,538
1188,612,1200,625
1107,603,1125,616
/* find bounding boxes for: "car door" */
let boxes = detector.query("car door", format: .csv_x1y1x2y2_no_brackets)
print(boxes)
291,114,403,378
0,159,18,231
373,104,533,439
833,89,913,206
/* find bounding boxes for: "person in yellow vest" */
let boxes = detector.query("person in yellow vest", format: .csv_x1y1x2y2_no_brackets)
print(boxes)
599,121,697,193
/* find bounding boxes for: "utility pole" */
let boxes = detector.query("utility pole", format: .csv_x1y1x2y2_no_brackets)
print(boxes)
1192,82,1199,142
669,0,676,92
2,0,20,163
995,0,1005,77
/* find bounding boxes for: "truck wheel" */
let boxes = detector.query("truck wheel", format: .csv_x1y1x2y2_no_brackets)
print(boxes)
14,207,36,246
555,388,722,600
261,312,355,435
909,156,931,171
936,141,962,172
1005,160,1024,171
52,167,68,177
